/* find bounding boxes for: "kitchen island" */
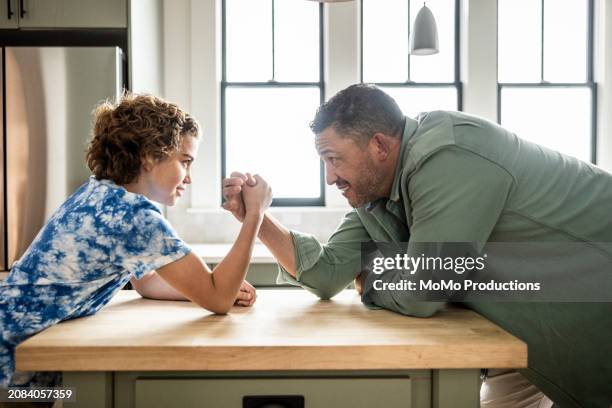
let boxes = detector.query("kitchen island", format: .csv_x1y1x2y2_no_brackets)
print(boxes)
16,289,526,408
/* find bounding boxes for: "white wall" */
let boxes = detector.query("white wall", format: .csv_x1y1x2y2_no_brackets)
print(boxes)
129,0,164,94
160,0,612,244
596,0,612,170
461,0,497,121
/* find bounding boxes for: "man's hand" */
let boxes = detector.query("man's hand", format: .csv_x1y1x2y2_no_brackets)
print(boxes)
354,273,364,295
234,280,257,307
222,172,255,222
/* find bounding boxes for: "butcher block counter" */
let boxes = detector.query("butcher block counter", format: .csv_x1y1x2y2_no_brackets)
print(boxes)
15,289,527,408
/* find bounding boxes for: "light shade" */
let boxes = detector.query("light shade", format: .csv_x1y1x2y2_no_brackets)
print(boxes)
409,5,439,55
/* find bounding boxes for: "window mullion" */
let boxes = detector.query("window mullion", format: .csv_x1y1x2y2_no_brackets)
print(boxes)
407,0,411,82
454,0,461,110
587,0,594,83
540,0,545,82
271,0,276,81
221,0,227,83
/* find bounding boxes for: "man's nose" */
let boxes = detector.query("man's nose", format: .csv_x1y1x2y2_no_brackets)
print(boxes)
325,162,337,185
184,170,192,185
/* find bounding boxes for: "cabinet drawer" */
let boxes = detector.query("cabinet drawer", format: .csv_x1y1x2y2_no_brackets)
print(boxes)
135,377,412,408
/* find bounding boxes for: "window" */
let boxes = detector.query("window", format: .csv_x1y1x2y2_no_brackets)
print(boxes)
498,0,596,162
361,0,461,117
222,0,324,206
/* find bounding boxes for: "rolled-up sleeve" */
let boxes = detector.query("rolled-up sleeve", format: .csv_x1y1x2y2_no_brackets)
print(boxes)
277,210,371,299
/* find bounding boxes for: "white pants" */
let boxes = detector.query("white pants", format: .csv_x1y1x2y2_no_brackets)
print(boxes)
481,369,554,408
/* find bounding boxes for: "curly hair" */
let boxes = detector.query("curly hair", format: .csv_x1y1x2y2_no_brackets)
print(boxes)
310,84,404,144
86,93,199,185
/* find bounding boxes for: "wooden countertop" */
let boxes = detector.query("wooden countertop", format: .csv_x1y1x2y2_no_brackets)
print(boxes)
16,289,527,372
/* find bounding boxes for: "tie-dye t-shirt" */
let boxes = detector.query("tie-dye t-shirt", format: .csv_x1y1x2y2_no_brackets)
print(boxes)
0,177,191,387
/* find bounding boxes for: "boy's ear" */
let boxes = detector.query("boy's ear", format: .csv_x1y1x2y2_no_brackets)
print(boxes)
141,155,155,172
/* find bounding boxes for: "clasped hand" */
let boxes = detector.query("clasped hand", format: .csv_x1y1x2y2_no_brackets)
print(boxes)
222,171,272,220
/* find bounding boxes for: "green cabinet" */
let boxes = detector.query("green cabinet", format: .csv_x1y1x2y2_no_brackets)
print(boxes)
0,0,19,28
65,369,481,408
0,0,127,29
108,370,434,408
209,263,286,287
135,377,413,408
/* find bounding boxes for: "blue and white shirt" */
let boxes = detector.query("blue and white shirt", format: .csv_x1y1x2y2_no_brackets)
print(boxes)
0,177,191,387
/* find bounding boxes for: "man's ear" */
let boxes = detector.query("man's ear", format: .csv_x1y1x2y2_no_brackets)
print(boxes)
370,133,391,160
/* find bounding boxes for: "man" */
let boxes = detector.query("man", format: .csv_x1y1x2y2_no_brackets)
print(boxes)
222,84,612,407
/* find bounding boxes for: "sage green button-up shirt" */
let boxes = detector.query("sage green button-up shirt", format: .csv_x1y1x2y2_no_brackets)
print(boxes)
277,111,612,408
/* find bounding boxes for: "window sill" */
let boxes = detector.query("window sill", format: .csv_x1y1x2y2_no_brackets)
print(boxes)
186,206,350,215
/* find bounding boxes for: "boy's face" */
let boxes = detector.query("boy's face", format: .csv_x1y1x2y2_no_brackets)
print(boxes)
143,135,199,206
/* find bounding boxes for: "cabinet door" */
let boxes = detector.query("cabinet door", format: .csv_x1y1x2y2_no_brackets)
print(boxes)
0,0,19,28
18,0,126,28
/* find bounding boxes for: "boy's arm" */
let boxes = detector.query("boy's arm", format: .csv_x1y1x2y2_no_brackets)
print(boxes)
130,271,256,306
222,172,298,276
153,213,263,314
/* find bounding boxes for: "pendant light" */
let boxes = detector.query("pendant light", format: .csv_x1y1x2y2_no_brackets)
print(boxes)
410,3,439,55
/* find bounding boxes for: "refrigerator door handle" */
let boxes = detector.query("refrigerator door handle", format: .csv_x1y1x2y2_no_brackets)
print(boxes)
7,0,13,19
18,0,24,18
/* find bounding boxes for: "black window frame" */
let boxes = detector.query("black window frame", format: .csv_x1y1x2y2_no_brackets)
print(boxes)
221,0,326,207
497,0,597,163
359,0,463,112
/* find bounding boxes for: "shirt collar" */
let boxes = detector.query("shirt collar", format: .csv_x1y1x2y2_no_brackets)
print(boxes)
388,116,419,202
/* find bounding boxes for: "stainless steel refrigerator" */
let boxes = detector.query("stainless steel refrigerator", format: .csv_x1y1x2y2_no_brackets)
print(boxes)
1,46,123,273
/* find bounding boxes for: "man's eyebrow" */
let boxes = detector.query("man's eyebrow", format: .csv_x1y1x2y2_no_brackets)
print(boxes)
181,153,195,161
318,149,337,156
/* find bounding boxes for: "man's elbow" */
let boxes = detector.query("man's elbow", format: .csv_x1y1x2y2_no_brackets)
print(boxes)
395,301,445,318
306,285,344,301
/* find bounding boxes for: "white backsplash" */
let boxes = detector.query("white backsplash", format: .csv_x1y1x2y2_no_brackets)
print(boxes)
166,190,350,244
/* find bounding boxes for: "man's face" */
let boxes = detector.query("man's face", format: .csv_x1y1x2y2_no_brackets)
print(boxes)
316,126,386,208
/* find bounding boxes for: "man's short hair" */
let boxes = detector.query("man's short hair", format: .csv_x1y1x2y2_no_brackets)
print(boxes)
309,84,405,143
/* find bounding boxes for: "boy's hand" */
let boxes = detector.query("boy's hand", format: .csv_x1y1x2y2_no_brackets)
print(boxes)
234,280,257,307
222,171,247,221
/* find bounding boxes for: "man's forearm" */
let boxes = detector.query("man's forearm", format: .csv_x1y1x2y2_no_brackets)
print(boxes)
257,213,298,277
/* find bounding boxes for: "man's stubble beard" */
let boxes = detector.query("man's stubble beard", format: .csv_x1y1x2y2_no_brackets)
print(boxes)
347,157,386,208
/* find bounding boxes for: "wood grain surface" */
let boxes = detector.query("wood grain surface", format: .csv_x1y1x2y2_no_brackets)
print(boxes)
16,289,527,371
